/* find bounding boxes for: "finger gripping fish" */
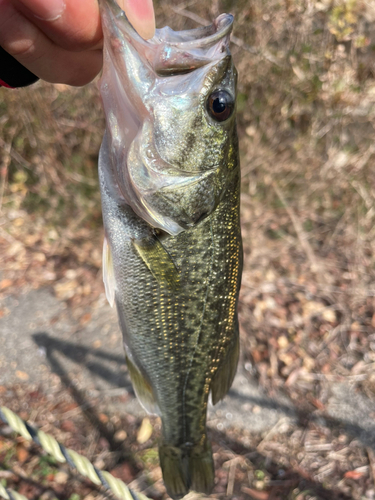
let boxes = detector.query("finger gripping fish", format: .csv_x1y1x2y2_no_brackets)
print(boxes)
98,1,242,497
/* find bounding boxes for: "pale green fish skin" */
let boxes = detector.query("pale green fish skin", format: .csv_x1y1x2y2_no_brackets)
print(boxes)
98,1,242,497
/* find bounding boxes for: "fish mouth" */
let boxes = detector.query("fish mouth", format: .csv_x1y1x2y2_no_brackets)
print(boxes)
154,14,233,75
155,14,234,48
100,0,234,74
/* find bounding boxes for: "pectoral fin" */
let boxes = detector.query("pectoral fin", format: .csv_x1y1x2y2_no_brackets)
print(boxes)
132,236,179,291
102,237,116,308
210,333,239,405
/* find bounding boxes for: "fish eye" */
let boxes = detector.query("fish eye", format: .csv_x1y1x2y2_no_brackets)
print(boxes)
207,90,234,122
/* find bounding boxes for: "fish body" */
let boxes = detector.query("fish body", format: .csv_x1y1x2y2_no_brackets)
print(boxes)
98,1,242,497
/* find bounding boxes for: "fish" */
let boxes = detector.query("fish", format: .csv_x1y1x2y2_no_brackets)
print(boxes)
98,0,242,497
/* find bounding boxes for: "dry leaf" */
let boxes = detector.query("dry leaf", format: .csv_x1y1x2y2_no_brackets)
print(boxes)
32,252,46,263
285,368,303,387
344,470,364,480
61,420,76,433
303,356,315,372
279,352,294,366
16,370,29,381
137,417,153,444
99,413,109,423
7,241,24,257
302,301,325,318
322,308,336,323
0,279,12,290
80,313,92,325
54,279,79,299
277,335,289,349
54,471,69,484
114,429,127,441
309,397,325,410
16,443,29,463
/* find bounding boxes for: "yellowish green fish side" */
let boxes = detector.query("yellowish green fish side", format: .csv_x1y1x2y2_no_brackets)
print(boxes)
98,1,242,497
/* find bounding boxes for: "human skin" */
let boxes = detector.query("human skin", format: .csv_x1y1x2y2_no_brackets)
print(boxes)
0,0,155,86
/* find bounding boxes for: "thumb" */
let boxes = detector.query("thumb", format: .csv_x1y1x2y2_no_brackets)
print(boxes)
118,0,155,40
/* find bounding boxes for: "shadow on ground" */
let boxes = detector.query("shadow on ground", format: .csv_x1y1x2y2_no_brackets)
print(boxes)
33,331,137,468
30,331,372,500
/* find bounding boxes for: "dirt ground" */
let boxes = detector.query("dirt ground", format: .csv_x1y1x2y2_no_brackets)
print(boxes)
1,0,375,499
1,288,375,500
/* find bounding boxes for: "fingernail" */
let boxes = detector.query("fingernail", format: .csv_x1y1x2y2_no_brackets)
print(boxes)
123,0,156,40
18,0,65,21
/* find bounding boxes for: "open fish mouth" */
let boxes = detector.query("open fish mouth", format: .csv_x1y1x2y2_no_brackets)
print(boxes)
153,13,233,46
150,14,234,75
100,0,234,75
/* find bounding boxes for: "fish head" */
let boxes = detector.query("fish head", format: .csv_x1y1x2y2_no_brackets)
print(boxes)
99,0,238,235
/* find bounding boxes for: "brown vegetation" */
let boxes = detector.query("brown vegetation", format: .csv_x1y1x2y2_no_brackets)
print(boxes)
1,0,375,498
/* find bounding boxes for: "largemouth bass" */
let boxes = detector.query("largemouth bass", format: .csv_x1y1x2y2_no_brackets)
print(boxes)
98,1,242,497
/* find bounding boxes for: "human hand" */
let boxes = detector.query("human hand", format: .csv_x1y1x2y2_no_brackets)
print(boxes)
0,0,155,86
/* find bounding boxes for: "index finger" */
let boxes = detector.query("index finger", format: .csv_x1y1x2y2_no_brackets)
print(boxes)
11,0,155,54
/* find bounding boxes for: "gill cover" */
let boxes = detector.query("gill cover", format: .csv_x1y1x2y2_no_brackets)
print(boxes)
99,0,236,235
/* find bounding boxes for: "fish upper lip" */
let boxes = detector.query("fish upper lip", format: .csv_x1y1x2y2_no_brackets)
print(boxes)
101,0,233,49
154,14,234,49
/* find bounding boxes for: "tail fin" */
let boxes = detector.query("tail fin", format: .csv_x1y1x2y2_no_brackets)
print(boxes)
159,445,187,499
188,441,215,495
159,440,214,499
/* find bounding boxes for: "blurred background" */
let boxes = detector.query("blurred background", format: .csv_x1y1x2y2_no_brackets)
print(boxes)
1,0,375,499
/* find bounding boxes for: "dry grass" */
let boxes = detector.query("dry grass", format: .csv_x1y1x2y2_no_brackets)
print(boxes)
1,0,375,498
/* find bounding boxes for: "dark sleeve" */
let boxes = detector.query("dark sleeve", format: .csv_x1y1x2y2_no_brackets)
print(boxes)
0,46,39,88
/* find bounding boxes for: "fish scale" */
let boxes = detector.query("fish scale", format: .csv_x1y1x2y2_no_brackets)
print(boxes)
100,154,241,493
99,1,242,497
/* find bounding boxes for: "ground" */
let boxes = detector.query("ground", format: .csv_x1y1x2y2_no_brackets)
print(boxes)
1,0,375,499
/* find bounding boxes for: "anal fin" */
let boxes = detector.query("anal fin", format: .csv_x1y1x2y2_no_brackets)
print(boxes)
211,334,239,405
126,355,160,415
132,236,179,291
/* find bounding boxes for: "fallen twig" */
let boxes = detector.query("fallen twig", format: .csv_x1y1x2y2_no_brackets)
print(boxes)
271,181,322,276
